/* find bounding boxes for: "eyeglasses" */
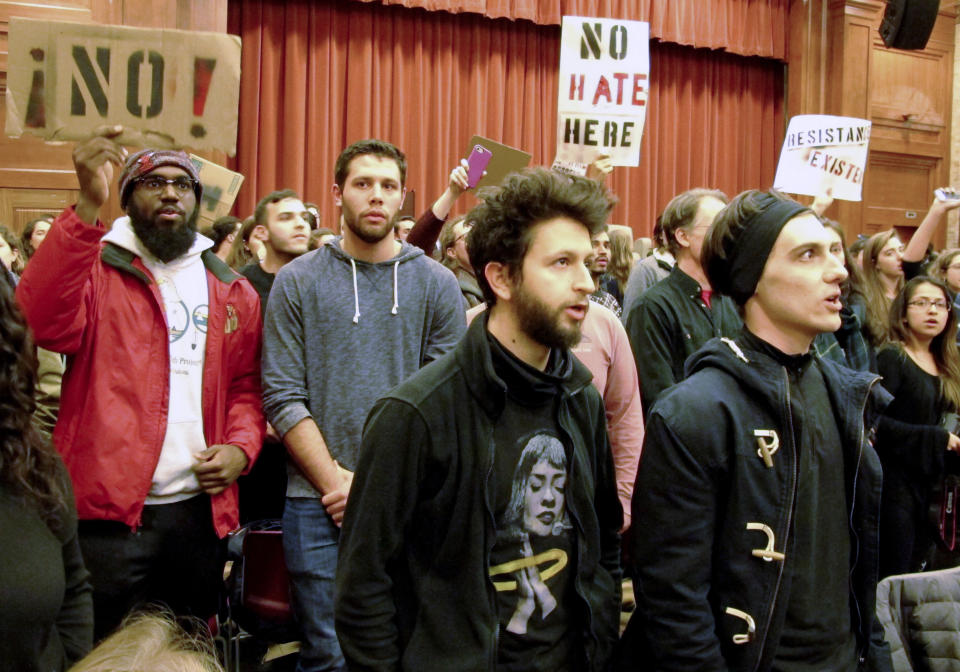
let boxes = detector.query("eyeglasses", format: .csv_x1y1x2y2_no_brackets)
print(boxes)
136,176,196,194
907,298,950,310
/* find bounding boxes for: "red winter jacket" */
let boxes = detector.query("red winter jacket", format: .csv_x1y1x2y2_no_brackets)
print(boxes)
16,207,265,538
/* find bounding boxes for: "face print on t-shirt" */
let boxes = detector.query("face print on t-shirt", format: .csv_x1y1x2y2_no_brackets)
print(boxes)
490,434,572,637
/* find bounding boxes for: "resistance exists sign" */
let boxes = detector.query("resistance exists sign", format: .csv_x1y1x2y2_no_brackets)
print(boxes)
773,115,872,202
6,18,241,155
555,16,649,169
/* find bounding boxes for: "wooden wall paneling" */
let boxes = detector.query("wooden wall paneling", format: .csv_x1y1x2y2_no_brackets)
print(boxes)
795,0,957,247
862,152,940,235
0,0,229,230
787,0,829,118
0,186,77,234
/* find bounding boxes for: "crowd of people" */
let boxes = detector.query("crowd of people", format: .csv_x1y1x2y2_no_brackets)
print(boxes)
3,123,960,672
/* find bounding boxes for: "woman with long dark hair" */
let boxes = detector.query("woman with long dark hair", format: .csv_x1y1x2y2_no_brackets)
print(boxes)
20,216,52,262
876,275,960,577
0,270,92,669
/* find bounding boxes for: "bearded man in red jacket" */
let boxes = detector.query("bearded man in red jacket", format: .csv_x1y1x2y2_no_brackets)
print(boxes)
16,126,265,640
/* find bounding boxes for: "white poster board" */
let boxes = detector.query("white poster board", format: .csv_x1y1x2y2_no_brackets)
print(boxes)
773,115,871,202
554,16,649,169
6,18,242,155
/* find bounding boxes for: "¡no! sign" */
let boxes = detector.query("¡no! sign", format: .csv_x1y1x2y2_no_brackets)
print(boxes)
6,18,241,155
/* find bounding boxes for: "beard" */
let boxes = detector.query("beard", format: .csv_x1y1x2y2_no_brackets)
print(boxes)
513,279,584,350
129,206,199,263
342,206,396,245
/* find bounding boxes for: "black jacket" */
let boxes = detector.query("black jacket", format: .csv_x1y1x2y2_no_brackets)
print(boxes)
624,266,741,415
335,315,622,672
618,335,893,672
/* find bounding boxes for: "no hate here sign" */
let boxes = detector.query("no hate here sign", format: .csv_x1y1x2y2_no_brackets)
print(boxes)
555,17,649,169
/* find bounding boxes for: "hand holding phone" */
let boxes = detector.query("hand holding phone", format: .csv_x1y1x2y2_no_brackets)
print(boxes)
466,145,493,189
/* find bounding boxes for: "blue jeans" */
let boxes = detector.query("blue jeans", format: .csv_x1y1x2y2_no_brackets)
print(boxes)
283,497,346,672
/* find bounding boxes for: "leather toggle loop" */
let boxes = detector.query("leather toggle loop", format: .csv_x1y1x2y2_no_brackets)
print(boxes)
754,429,779,468
746,522,785,562
725,607,756,645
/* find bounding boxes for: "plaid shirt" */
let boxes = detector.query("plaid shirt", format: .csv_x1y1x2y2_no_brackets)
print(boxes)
590,288,621,318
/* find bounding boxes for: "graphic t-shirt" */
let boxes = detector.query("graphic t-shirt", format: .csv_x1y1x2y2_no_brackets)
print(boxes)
143,250,210,502
486,333,578,672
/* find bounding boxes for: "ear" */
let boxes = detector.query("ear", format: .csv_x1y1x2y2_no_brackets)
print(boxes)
252,224,269,242
484,261,515,303
399,187,407,210
674,226,692,250
332,183,343,208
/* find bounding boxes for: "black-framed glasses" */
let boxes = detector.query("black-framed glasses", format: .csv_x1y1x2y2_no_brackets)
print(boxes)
136,175,196,194
907,298,950,311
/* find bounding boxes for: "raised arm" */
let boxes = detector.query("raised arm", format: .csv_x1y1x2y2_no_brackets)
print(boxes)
903,189,960,264
16,127,129,352
407,159,470,254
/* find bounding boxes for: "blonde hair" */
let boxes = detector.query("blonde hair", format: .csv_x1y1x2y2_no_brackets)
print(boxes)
931,248,960,289
70,611,223,672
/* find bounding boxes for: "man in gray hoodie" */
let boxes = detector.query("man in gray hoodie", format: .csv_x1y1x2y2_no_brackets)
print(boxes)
261,139,466,672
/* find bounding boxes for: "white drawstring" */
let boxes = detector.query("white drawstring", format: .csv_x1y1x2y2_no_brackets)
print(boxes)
350,258,360,324
391,261,399,315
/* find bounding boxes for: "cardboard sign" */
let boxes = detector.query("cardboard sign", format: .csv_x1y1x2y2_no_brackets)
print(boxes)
6,18,242,155
555,17,649,168
773,115,872,202
467,135,532,190
189,154,244,228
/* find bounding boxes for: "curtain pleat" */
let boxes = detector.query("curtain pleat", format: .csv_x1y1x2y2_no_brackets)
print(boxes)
228,0,784,239
350,0,789,60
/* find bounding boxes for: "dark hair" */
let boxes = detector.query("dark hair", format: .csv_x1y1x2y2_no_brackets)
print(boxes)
661,188,728,257
205,216,242,253
308,227,336,250
820,217,863,297
334,139,407,191
0,271,66,527
702,189,802,306
652,214,666,249
887,275,960,410
21,217,52,260
225,216,258,269
254,189,300,229
304,202,320,231
466,168,615,307
0,226,23,275
394,215,416,234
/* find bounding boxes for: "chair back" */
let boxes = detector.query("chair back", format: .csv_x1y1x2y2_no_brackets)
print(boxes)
241,529,293,623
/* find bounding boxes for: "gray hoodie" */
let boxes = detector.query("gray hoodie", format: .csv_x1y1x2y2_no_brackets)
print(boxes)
261,238,466,497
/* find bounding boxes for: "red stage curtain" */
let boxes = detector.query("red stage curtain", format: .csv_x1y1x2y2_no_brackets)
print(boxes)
350,0,789,59
227,0,784,239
